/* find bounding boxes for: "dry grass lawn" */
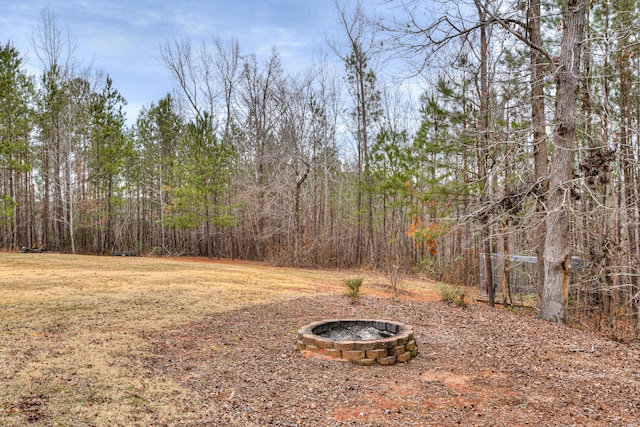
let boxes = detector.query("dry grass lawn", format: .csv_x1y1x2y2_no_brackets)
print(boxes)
0,252,439,426
2,253,640,426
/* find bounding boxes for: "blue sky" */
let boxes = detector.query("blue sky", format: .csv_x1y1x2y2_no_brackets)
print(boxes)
0,0,370,123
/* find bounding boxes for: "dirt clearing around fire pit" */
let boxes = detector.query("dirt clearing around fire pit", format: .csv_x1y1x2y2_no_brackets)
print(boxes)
1,253,639,426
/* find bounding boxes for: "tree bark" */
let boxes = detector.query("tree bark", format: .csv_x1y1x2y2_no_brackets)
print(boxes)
476,1,494,307
294,163,309,266
540,0,587,323
528,0,548,303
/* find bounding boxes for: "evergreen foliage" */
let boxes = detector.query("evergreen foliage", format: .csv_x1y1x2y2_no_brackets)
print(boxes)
2,1,640,335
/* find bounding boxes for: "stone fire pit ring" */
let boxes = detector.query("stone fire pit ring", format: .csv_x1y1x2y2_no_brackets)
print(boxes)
297,319,418,366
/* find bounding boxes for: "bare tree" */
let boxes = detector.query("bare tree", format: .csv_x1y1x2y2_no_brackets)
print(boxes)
330,0,382,266
160,37,226,121
236,49,286,260
30,5,88,252
213,36,241,145
29,4,78,74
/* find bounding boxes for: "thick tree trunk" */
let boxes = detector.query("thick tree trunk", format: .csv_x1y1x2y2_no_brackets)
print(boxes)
482,226,494,306
540,0,587,323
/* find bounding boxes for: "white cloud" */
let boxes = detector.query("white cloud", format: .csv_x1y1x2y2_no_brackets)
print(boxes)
2,0,393,123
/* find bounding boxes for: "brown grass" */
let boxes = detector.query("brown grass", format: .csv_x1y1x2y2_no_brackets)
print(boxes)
0,253,441,426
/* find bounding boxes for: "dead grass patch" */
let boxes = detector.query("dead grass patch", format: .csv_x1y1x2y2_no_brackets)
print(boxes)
0,253,440,426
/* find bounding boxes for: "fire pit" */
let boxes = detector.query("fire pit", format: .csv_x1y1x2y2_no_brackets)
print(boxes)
296,319,418,365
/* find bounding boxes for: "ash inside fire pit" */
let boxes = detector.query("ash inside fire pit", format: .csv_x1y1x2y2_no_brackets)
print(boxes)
318,325,395,341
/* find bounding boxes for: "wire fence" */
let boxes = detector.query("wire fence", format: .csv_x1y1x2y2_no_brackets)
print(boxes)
478,253,586,306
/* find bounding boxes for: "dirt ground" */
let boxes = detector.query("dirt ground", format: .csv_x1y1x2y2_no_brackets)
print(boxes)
148,293,640,426
2,254,640,426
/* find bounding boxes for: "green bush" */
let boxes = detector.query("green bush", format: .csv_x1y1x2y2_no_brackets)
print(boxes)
438,284,468,308
343,277,364,303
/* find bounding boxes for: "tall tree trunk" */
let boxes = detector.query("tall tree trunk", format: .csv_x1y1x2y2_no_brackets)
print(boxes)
294,164,309,267
540,0,587,323
528,0,549,303
54,128,64,246
204,197,213,259
106,176,113,254
42,141,50,247
600,2,614,325
476,1,494,307
614,0,640,335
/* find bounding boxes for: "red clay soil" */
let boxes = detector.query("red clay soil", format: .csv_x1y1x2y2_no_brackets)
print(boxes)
146,293,640,426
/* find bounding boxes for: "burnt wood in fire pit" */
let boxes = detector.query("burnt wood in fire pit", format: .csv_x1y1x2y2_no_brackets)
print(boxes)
296,319,418,365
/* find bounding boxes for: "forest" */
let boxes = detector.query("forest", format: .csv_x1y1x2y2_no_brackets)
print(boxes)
1,0,639,336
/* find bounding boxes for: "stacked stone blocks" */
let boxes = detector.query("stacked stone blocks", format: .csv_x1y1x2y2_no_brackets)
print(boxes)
297,319,418,365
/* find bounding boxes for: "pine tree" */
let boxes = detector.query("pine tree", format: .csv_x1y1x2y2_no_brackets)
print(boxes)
0,42,34,249
88,75,129,253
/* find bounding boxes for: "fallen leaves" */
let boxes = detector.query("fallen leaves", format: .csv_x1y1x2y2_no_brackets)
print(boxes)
147,294,640,426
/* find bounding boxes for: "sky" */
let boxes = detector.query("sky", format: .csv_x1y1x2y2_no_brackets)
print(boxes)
0,0,380,124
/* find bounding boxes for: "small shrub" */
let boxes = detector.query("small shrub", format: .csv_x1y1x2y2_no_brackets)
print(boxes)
439,284,468,308
343,277,364,303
